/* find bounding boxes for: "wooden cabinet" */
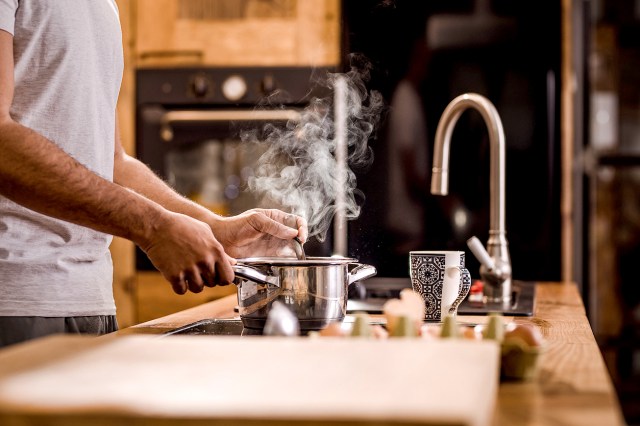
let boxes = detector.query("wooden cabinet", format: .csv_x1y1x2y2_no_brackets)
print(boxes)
134,0,340,67
113,0,137,328
134,272,236,324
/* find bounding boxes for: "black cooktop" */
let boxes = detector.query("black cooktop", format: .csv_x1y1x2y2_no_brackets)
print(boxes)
346,278,536,317
164,318,255,336
163,315,384,337
163,278,536,337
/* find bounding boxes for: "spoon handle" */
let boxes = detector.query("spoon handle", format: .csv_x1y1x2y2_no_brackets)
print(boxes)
293,237,306,260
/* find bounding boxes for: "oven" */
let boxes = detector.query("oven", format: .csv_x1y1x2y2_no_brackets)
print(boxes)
135,66,335,270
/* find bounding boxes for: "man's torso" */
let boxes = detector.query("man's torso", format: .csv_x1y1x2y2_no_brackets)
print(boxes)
0,0,124,316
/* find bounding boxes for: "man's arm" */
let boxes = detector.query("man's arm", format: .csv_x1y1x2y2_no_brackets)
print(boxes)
112,122,308,258
0,31,157,245
0,30,234,294
112,121,218,226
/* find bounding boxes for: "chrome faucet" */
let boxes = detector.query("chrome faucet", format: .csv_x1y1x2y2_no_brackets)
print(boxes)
430,93,512,304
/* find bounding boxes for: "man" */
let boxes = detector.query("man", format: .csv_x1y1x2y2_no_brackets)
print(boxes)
0,1,306,347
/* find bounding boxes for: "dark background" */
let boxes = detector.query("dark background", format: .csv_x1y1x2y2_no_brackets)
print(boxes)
339,0,563,282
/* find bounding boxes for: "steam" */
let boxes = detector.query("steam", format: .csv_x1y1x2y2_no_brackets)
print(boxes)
242,56,383,242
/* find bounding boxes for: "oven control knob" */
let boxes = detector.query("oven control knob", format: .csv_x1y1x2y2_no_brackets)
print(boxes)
222,75,247,102
261,74,277,95
190,74,211,98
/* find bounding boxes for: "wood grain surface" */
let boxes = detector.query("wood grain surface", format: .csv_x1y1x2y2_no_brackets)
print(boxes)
493,284,625,425
0,335,499,426
125,282,626,426
0,283,625,426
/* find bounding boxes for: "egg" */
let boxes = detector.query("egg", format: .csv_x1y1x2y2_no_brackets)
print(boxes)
504,324,544,347
462,326,482,340
371,324,389,340
383,289,425,335
318,322,346,337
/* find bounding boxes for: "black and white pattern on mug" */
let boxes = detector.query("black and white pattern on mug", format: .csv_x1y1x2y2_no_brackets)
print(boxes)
424,293,438,318
411,254,446,320
462,268,472,287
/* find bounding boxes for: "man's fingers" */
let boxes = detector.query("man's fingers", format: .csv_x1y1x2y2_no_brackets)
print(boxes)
214,256,236,286
169,269,207,294
295,215,308,242
200,255,235,288
169,254,235,293
284,213,308,242
201,261,217,288
185,269,205,293
170,275,188,295
259,210,308,242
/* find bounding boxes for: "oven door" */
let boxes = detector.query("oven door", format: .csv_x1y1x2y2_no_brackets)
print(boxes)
135,105,333,269
137,105,303,214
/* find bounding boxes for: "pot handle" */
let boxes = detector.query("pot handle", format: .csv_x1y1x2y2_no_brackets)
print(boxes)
348,264,377,286
233,265,280,287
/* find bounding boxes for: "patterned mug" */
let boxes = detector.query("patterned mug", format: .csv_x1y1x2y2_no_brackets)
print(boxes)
409,251,472,322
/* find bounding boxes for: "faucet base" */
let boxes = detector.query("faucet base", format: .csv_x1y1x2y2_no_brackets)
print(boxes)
482,277,512,306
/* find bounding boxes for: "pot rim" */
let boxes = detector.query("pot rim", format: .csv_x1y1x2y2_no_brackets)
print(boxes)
236,256,358,266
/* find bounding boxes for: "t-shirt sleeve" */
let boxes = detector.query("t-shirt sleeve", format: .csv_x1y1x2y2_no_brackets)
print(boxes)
0,0,18,36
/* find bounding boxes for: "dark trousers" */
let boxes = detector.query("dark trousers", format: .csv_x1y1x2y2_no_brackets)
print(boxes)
0,315,118,349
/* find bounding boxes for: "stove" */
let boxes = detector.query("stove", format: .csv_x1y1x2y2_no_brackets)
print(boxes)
164,318,255,336
346,277,536,317
135,66,337,271
163,315,384,337
162,278,535,338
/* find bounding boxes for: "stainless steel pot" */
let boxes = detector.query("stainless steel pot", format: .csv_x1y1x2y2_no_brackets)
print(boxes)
233,257,377,330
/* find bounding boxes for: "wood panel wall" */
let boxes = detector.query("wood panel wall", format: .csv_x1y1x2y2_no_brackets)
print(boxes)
135,0,340,67
113,0,137,327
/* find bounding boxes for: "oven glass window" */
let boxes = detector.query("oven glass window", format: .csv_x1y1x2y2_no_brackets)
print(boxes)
164,138,278,216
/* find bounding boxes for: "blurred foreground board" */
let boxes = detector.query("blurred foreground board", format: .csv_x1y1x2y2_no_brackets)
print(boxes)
0,335,499,426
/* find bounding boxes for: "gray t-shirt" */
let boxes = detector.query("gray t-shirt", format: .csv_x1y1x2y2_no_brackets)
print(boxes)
0,1,123,316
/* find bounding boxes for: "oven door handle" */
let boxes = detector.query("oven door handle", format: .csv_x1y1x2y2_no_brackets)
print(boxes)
159,109,302,141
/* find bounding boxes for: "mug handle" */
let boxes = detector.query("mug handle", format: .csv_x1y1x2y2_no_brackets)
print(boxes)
445,266,472,315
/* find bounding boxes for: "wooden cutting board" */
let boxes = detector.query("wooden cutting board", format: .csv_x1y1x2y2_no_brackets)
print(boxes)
0,334,499,426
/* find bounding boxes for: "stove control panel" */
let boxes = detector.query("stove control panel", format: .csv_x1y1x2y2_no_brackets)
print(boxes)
190,73,212,98
221,74,247,101
137,67,335,105
261,74,277,96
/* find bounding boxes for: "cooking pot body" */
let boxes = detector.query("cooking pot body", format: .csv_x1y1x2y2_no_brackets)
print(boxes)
235,259,375,330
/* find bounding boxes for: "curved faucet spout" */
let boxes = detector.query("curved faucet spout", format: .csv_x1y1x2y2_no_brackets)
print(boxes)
430,93,512,304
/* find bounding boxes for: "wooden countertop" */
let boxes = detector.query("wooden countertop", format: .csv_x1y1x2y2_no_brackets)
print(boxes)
122,282,626,426
491,283,624,425
0,282,625,426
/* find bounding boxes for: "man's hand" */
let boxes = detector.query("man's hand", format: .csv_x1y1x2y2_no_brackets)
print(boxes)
112,140,307,286
210,209,308,259
139,211,236,294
